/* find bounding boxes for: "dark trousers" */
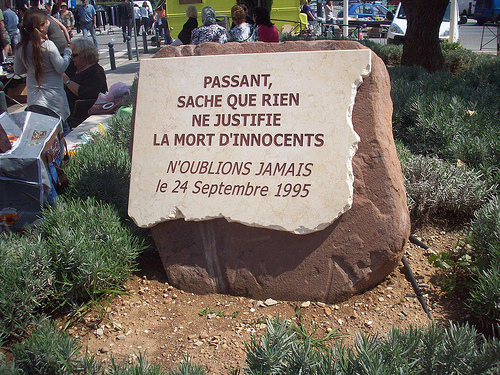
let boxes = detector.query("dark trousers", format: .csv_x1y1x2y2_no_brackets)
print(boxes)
158,20,172,44
135,18,141,35
120,18,133,41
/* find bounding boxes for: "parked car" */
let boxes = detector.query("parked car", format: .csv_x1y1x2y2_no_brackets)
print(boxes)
337,3,392,20
387,0,459,44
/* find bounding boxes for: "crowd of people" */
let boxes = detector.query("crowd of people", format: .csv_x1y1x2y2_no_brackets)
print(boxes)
183,4,279,45
11,5,107,133
4,1,281,138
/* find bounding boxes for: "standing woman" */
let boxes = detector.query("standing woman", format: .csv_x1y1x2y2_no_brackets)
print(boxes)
14,9,72,133
59,2,75,39
324,0,335,24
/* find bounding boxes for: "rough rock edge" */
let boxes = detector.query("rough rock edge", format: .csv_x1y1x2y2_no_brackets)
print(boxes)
145,40,410,303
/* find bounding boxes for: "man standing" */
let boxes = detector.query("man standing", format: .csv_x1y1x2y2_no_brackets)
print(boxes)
77,0,97,47
117,0,132,42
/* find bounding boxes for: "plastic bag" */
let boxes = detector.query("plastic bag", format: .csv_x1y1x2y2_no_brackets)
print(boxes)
88,82,131,115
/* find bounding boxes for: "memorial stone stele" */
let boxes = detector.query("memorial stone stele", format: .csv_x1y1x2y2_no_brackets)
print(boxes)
129,50,371,234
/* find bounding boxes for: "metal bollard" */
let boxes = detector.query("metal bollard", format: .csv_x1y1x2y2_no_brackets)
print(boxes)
108,41,116,70
155,27,160,48
142,31,148,54
126,36,133,60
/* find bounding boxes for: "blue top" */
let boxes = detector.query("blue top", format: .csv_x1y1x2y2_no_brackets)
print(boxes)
78,4,96,23
3,8,18,34
301,4,316,22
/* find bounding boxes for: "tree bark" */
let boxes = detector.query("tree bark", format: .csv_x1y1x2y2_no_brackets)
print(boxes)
400,0,449,72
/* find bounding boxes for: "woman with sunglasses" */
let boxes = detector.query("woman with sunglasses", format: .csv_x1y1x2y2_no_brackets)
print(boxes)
62,38,107,127
14,8,72,134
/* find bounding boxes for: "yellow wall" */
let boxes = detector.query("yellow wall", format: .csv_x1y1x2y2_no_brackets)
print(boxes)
165,0,302,38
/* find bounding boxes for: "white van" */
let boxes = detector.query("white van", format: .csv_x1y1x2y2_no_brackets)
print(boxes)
387,1,459,44
133,0,153,16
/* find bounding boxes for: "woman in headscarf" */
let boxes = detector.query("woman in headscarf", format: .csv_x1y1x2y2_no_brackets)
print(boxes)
191,6,228,45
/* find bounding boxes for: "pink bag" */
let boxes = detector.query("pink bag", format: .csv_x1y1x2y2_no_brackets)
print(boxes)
88,82,131,115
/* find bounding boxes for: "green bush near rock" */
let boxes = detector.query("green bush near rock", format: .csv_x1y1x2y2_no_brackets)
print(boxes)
64,134,131,216
36,197,143,306
391,61,500,193
398,148,493,222
106,111,134,149
0,198,143,339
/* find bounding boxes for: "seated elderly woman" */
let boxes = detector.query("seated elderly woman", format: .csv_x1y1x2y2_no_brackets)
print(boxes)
191,6,228,45
62,38,108,127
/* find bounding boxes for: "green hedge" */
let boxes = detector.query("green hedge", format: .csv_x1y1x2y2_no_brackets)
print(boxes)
3,319,500,374
64,134,131,216
0,233,53,339
391,57,500,189
37,197,143,306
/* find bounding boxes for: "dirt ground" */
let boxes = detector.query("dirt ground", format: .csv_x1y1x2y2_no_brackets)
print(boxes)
62,224,470,374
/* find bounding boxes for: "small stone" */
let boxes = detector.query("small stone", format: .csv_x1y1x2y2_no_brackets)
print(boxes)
116,334,126,340
378,297,385,302
193,340,203,346
301,301,311,308
99,347,109,354
424,248,437,256
337,319,343,325
365,320,373,327
256,300,265,307
317,302,326,308
95,328,104,336
199,331,209,339
172,293,178,299
324,307,332,316
264,298,278,306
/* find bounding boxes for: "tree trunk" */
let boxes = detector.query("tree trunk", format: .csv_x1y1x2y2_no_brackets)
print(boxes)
400,0,449,72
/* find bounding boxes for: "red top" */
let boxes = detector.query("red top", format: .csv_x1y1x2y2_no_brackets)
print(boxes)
257,25,280,43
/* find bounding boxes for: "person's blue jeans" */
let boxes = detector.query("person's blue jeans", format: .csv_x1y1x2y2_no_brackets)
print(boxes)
81,22,98,48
